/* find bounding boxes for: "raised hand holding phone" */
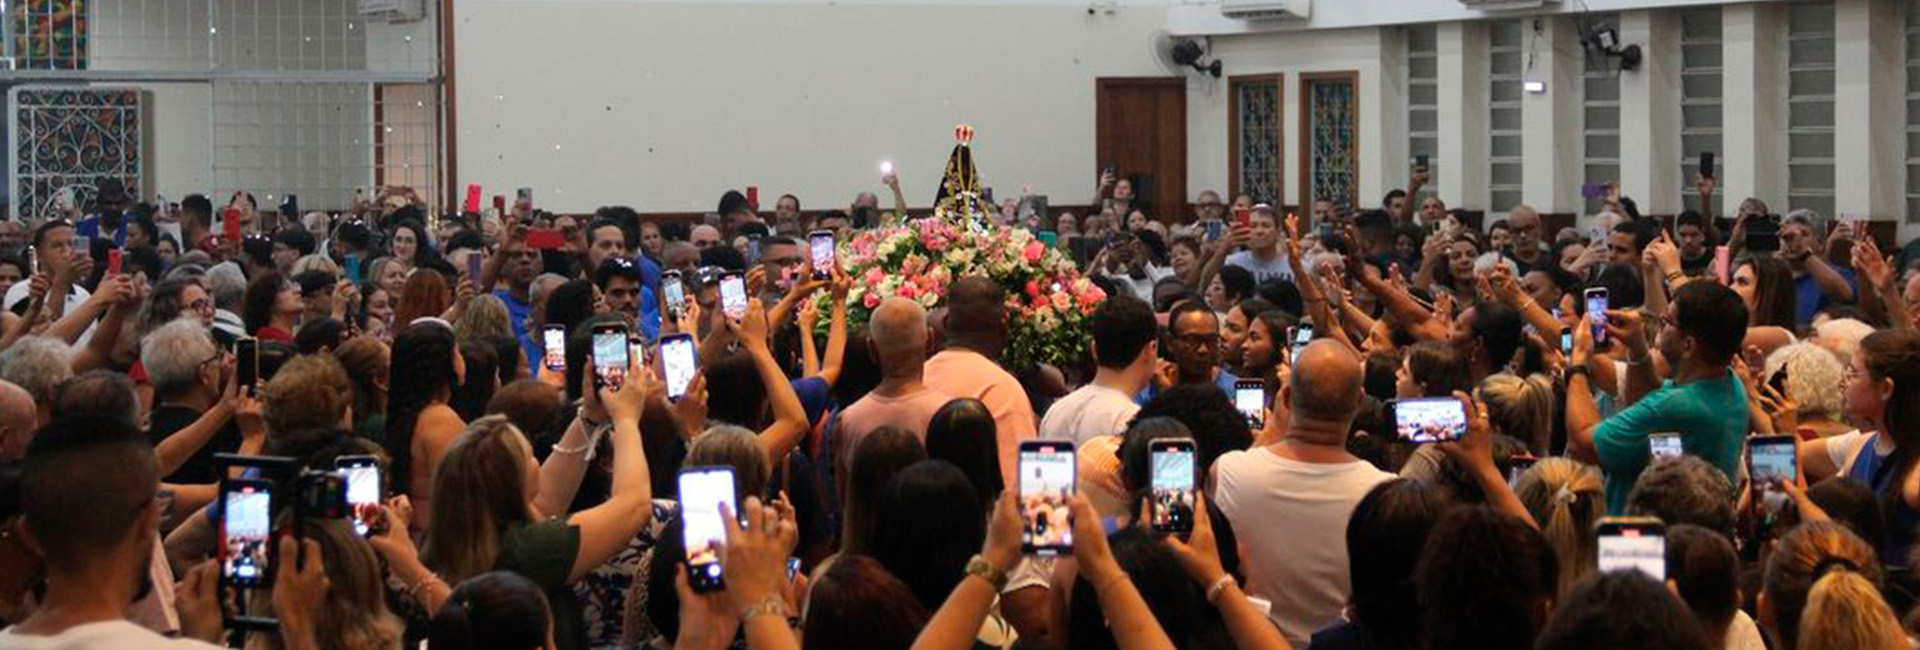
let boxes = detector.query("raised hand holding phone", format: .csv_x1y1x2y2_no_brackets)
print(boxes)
719,496,799,612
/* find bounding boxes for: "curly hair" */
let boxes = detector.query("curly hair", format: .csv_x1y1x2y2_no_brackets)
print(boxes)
1763,342,1847,422
385,322,459,495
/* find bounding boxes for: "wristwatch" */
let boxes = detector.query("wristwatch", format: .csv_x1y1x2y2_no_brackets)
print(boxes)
965,554,1009,591
1564,364,1590,382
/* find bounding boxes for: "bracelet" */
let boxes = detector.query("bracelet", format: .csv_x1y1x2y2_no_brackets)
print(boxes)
1565,365,1591,381
550,436,591,456
740,595,791,622
965,554,1009,592
406,573,447,603
1205,575,1237,605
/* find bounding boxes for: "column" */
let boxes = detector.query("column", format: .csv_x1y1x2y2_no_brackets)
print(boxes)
1618,9,1683,215
1522,15,1581,215
1436,20,1489,211
1722,3,1788,211
1833,0,1904,221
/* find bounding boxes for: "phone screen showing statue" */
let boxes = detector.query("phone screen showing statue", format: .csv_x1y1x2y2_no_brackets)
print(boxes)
592,330,629,391
1019,443,1076,554
1750,439,1797,516
662,335,697,401
678,468,736,592
1149,444,1195,533
220,483,272,585
342,463,381,537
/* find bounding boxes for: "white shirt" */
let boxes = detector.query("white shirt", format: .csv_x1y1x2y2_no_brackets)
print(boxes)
0,621,222,650
1212,446,1395,648
1100,264,1173,303
1725,610,1768,650
1038,384,1140,446
1225,249,1295,285
3,281,94,344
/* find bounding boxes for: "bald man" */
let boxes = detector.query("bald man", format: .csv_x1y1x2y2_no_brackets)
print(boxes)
1502,204,1551,275
1211,340,1394,647
834,297,954,471
925,277,1038,490
689,224,723,250
0,379,37,462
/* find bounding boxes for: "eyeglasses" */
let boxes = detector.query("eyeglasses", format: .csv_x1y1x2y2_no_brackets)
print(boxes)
189,298,214,314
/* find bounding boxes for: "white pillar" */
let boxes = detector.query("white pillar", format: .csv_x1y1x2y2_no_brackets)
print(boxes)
1618,9,1683,216
1437,20,1489,212
1522,16,1582,215
1371,26,1410,207
1833,0,1904,222
1722,3,1788,212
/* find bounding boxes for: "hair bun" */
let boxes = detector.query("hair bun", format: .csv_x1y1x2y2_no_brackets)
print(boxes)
1812,556,1859,580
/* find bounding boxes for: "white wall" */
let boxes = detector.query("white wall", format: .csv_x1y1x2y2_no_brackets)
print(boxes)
452,0,1173,213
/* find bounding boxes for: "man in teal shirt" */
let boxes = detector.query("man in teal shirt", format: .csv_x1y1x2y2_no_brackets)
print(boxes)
1568,281,1752,513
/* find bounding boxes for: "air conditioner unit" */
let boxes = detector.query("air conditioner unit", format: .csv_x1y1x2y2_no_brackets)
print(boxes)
1457,0,1560,10
359,0,426,23
1221,0,1309,21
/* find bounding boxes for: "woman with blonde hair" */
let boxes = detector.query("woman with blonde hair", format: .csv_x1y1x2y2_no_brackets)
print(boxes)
1513,457,1604,598
247,518,404,650
1478,373,1557,455
1760,521,1890,650
454,294,515,345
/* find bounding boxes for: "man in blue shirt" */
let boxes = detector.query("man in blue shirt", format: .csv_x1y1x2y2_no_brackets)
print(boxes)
1568,281,1752,514
489,227,544,368
1138,300,1238,404
1780,211,1856,329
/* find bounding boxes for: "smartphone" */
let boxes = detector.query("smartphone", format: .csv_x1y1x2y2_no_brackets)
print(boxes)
1039,231,1059,247
466,251,483,284
719,271,748,320
1235,207,1252,229
629,335,649,371
1391,397,1469,443
1415,153,1430,170
591,323,630,391
516,187,534,211
661,270,686,318
746,186,760,210
1596,517,1666,581
808,230,836,280
1768,366,1790,396
223,208,243,242
1204,220,1223,242
746,236,762,264
1712,245,1731,285
1749,434,1798,492
786,557,802,579
1289,323,1313,357
526,228,566,250
1559,327,1574,355
1581,183,1606,199
463,183,482,214
541,325,567,374
1508,454,1538,488
218,478,275,588
492,195,506,216
1018,441,1077,555
344,253,361,285
660,333,698,402
106,248,122,274
1648,432,1683,460
235,337,259,393
1699,151,1715,180
25,246,36,276
1584,288,1609,346
1149,439,1197,534
1234,379,1265,429
678,466,739,593
336,456,383,537
74,235,92,261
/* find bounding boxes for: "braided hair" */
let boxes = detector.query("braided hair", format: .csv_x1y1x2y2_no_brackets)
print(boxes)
385,321,458,495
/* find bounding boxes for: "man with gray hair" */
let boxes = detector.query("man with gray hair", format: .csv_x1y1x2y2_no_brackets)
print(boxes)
203,261,247,343
0,336,74,428
1778,209,1856,329
142,319,239,484
0,379,38,461
1625,455,1736,537
833,297,953,470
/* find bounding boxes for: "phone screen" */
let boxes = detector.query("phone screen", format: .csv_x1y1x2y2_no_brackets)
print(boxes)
338,458,382,537
1149,440,1196,533
1393,397,1468,443
661,334,697,402
1234,380,1265,428
1597,523,1666,580
679,467,738,592
1648,433,1683,460
1019,442,1076,554
542,327,567,373
235,338,259,392
1585,289,1609,345
592,327,630,391
1290,324,1313,355
220,480,274,586
344,254,361,285
809,232,835,279
720,273,748,319
1560,327,1574,355
467,251,483,284
1750,436,1798,519
662,272,686,316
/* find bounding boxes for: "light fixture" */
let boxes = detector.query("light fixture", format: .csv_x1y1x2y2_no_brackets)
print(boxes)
1523,79,1546,94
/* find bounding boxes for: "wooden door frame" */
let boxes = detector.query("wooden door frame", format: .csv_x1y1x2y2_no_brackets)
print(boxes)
1095,76,1187,220
1296,71,1361,214
1227,73,1284,208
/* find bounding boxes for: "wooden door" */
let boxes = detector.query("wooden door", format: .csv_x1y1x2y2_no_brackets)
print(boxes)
1095,77,1187,221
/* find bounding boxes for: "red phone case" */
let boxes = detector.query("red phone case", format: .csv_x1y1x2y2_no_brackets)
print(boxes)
493,195,506,215
1235,208,1251,228
526,228,566,250
107,249,122,274
746,186,760,210
223,208,243,242
464,183,482,214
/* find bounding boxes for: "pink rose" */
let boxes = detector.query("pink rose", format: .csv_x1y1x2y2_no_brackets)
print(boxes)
864,293,882,309
1026,280,1042,299
1024,241,1045,262
865,267,886,285
899,285,919,300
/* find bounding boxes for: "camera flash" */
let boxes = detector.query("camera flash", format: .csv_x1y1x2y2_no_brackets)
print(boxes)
880,161,894,175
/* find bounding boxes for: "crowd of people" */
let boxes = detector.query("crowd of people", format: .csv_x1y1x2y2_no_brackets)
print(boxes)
0,160,1918,650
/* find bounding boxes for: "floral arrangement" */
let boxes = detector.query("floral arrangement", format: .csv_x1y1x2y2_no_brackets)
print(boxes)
815,216,1105,371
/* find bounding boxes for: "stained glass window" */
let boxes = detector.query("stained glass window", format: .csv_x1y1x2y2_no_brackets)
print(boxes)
1305,77,1357,214
1234,78,1282,206
11,87,143,221
7,0,88,70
